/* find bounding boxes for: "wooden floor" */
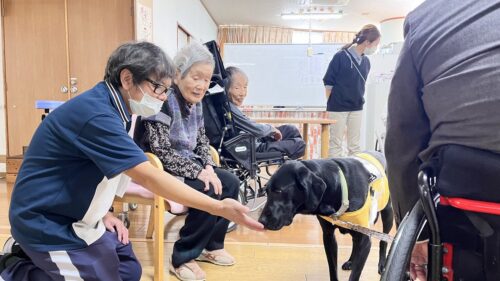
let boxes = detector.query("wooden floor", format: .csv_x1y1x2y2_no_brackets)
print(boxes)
0,179,393,281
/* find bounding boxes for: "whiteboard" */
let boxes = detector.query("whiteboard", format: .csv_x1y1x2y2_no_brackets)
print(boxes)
224,43,343,107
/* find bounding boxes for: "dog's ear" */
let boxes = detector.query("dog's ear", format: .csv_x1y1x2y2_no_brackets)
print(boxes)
295,162,327,212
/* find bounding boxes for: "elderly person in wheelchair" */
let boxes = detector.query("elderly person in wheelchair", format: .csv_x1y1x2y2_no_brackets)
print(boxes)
138,42,239,281
384,1,500,280
225,66,306,160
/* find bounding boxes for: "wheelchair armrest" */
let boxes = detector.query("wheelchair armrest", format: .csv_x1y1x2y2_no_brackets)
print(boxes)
223,132,256,146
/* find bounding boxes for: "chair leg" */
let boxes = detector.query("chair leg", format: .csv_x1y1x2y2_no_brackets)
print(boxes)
146,205,155,239
154,195,166,281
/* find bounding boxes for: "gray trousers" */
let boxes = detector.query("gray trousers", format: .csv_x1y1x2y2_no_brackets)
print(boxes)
329,111,362,157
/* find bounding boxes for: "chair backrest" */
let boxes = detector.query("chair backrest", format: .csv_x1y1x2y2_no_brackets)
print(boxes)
203,40,237,148
145,152,163,169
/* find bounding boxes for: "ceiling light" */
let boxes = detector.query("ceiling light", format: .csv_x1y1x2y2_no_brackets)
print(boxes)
281,11,344,20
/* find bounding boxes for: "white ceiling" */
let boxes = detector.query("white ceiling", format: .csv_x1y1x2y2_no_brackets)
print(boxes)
200,0,425,31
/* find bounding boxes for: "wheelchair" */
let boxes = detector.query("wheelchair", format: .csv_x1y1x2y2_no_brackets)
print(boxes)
381,146,500,281
203,40,287,211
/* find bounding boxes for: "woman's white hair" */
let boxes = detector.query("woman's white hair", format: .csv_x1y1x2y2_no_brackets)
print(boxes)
174,41,215,78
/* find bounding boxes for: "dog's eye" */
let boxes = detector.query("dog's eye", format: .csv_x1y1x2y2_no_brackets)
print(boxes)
272,189,282,194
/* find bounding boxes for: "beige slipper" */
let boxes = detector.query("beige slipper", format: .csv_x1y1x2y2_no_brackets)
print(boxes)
196,249,235,266
169,260,206,281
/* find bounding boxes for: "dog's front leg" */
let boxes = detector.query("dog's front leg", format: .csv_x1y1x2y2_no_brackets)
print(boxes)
348,232,371,281
318,216,339,281
378,199,394,274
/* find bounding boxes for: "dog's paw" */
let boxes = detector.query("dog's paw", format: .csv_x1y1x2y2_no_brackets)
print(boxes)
378,262,386,275
341,261,352,271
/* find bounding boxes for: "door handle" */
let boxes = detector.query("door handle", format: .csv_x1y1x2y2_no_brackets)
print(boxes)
70,86,78,94
60,86,68,93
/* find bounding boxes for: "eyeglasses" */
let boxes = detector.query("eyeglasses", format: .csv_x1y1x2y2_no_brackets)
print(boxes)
145,78,169,96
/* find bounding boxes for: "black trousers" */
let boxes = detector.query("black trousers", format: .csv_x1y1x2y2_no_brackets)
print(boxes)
171,168,239,268
426,145,500,281
256,125,306,160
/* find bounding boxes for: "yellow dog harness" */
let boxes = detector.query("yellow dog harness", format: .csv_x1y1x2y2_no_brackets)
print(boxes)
322,153,390,228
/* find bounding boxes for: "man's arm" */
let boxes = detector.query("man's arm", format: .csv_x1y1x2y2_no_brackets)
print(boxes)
125,161,264,231
385,19,431,225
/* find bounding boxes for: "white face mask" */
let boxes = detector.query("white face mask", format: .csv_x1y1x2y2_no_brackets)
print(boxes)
128,86,164,117
364,45,378,56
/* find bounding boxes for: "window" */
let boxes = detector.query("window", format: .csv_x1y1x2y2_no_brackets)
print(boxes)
177,25,191,50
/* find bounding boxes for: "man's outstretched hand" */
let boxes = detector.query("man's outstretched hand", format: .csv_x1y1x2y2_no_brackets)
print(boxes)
410,241,428,281
215,198,265,231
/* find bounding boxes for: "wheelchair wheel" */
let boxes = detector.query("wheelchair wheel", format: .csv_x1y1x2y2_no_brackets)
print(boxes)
117,212,131,229
227,221,237,233
381,202,426,281
238,182,248,205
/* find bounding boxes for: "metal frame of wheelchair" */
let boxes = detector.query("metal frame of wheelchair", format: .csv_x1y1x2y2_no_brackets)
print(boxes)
215,132,287,212
381,169,500,281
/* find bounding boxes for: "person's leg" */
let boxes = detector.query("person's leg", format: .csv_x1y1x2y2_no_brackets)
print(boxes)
346,110,362,156
2,232,127,281
204,168,239,251
171,178,220,268
111,233,142,281
276,125,302,139
0,259,53,281
259,138,306,160
329,112,347,157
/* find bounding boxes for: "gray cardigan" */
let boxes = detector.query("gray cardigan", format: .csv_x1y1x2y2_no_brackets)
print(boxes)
229,102,274,138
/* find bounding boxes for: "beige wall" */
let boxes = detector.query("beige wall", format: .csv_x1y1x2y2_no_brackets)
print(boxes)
153,0,218,58
0,14,6,168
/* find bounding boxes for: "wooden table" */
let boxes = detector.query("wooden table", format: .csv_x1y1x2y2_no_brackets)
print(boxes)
252,118,336,159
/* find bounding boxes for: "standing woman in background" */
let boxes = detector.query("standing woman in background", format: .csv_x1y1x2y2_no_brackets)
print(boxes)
323,24,381,157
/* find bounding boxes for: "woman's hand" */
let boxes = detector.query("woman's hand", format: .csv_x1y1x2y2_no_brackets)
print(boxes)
103,212,129,245
205,165,215,174
197,168,223,195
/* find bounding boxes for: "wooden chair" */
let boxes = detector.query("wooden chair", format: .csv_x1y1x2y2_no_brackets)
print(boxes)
114,153,168,281
115,147,220,281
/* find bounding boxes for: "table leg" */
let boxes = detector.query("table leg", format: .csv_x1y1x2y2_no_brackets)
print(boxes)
302,123,309,160
321,124,330,159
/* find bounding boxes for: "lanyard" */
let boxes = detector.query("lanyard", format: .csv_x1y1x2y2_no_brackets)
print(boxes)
343,50,367,83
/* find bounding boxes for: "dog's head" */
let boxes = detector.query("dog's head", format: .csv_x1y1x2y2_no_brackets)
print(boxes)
258,160,329,230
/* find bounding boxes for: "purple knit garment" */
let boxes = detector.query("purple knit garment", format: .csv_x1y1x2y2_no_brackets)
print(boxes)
167,93,204,159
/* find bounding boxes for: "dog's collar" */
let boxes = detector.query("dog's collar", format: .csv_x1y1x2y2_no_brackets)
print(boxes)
330,167,349,219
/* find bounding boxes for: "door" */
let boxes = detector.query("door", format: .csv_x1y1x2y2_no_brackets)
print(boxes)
67,0,134,96
3,0,135,156
4,0,69,156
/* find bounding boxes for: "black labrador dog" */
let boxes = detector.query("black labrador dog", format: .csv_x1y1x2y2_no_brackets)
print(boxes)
258,154,393,281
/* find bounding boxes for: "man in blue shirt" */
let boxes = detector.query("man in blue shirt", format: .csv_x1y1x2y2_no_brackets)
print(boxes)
1,42,263,281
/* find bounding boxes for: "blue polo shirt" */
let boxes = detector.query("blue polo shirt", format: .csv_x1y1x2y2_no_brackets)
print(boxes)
9,81,148,252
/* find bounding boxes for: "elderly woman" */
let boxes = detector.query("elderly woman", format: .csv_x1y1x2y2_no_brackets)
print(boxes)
140,42,239,281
